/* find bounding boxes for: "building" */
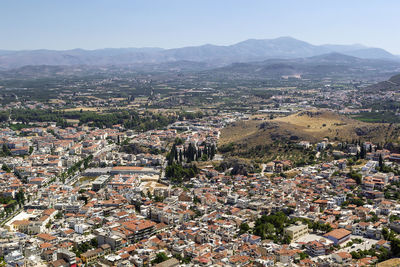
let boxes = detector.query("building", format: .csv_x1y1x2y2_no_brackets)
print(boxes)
284,223,308,242
324,229,351,245
95,230,123,250
91,175,110,191
306,240,328,256
81,248,103,263
332,252,352,265
56,249,76,266
110,166,159,176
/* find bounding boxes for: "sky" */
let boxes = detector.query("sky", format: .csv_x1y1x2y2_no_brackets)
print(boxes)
1,0,400,54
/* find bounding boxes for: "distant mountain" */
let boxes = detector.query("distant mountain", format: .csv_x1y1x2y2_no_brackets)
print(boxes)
306,52,362,63
365,73,400,92
205,52,400,80
0,37,398,69
321,44,366,52
344,48,396,59
230,37,330,58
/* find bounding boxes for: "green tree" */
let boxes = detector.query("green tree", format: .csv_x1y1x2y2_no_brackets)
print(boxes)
239,223,250,235
90,238,98,248
348,171,362,185
379,154,384,169
2,144,11,156
151,252,169,264
1,164,12,173
15,189,25,206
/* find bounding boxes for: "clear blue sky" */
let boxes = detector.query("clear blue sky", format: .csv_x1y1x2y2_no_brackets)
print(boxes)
1,0,399,54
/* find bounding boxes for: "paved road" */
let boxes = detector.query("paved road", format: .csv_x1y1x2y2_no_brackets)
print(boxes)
0,209,22,226
261,163,266,176
65,173,80,186
65,144,116,186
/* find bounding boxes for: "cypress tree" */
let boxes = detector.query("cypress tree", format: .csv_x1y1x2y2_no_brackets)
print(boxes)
210,144,216,160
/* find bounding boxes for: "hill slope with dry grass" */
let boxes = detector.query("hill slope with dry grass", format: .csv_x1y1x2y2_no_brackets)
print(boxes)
219,110,400,161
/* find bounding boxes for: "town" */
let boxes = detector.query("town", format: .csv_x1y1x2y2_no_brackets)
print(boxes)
2,3,400,265
1,101,400,267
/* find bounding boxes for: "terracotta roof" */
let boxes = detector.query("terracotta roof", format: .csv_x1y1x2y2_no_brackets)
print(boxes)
324,229,351,240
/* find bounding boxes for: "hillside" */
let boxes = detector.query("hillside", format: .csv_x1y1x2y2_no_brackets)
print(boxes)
220,111,399,160
365,73,400,92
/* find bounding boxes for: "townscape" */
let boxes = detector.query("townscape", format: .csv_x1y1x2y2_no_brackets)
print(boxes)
2,82,400,267
3,2,400,266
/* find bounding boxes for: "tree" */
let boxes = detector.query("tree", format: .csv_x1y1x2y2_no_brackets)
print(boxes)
2,144,11,156
151,252,169,264
253,212,290,243
382,227,390,240
55,211,63,219
299,251,309,260
360,145,366,159
379,154,384,169
210,144,216,160
348,171,362,185
239,223,250,235
282,235,292,244
186,143,196,162
1,164,12,173
165,162,199,183
173,144,178,161
90,238,98,248
15,190,25,206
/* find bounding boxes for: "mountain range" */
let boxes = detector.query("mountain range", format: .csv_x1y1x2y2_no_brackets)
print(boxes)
199,52,400,81
0,37,399,69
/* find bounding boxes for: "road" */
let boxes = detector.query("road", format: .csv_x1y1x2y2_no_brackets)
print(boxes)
93,144,116,157
261,163,266,176
65,173,81,186
66,144,116,186
0,208,22,227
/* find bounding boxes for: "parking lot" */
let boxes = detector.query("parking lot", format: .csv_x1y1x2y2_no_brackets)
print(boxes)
338,236,379,253
296,233,333,244
294,233,379,254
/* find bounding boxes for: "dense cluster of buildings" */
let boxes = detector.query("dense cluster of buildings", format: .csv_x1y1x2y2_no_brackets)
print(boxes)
1,113,400,266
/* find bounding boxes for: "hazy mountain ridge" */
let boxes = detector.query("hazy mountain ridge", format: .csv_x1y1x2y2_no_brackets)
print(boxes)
2,52,400,81
203,52,400,80
0,37,399,69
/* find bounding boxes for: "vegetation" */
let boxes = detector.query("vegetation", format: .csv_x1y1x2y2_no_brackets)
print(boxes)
173,254,192,264
167,139,216,165
8,108,178,131
352,112,400,123
71,239,98,257
151,252,169,264
253,212,292,244
347,171,362,184
165,162,199,183
1,164,12,173
238,222,250,235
